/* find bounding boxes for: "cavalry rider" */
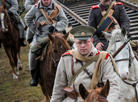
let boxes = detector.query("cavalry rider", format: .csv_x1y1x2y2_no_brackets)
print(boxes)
51,25,120,102
88,0,130,51
24,0,39,44
25,0,68,86
0,0,26,46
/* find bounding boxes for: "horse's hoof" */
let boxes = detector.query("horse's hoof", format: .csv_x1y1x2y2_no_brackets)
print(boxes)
5,28,8,32
13,78,18,81
13,76,18,81
1,29,8,33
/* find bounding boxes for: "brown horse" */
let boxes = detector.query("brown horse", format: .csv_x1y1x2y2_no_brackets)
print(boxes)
38,32,71,100
0,0,22,80
79,80,110,102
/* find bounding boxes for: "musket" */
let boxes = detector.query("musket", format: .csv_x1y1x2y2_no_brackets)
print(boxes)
113,36,138,58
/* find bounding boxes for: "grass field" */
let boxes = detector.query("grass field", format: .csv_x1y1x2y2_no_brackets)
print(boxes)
0,45,45,102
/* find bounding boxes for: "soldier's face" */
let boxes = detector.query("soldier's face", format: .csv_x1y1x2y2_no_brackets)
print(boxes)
42,0,52,6
100,0,111,6
75,38,93,56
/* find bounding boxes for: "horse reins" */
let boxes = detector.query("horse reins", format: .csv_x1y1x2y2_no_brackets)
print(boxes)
114,40,134,68
115,40,138,102
122,80,138,102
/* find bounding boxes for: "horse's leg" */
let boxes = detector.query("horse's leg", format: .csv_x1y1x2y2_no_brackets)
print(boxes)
17,46,22,71
17,54,22,70
4,46,18,80
13,47,21,79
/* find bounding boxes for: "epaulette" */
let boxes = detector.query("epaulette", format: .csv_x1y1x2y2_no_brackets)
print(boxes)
34,4,38,7
105,53,109,59
96,51,109,59
115,2,123,5
91,5,99,10
35,2,40,9
96,51,100,55
62,51,71,57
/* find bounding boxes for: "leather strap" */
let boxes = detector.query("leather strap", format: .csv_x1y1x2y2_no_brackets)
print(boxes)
39,9,53,25
97,1,116,28
90,52,119,89
68,54,99,87
39,3,60,25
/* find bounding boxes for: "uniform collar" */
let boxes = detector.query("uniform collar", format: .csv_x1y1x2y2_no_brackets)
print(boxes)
74,44,98,62
99,2,113,11
86,44,98,57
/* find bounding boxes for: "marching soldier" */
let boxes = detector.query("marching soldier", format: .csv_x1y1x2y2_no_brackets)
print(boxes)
51,25,120,102
88,0,130,51
25,0,68,86
24,0,39,44
0,0,26,46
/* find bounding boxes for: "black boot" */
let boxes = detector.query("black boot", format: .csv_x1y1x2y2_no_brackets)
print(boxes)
27,38,33,44
19,38,27,47
30,69,38,86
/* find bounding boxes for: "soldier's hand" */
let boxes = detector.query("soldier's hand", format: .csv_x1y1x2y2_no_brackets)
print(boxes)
48,26,58,34
96,42,104,51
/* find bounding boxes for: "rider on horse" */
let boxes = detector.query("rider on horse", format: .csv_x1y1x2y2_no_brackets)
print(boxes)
51,25,120,102
0,0,26,47
24,0,39,44
88,0,138,51
25,0,68,86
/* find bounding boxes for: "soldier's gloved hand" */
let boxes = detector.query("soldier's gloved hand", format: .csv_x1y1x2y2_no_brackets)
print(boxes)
48,26,58,33
8,10,13,15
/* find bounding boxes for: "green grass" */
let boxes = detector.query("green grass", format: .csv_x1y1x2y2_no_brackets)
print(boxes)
0,45,45,102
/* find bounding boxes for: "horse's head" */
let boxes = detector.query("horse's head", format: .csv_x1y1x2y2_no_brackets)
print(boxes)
103,28,130,80
0,1,10,33
47,32,71,66
79,80,110,102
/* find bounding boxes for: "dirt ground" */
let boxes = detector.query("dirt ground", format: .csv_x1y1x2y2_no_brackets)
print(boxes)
0,45,46,102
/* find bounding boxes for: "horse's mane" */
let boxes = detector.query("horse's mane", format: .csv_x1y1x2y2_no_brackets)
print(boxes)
46,33,70,69
107,28,135,59
38,32,70,99
107,29,126,52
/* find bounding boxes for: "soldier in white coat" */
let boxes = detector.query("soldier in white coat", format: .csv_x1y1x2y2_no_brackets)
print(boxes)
51,25,120,102
25,0,68,86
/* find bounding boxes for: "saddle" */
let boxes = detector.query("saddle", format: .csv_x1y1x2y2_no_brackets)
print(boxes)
35,40,49,61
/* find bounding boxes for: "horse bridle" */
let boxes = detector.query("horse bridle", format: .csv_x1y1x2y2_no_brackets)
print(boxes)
114,40,134,68
114,40,138,102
